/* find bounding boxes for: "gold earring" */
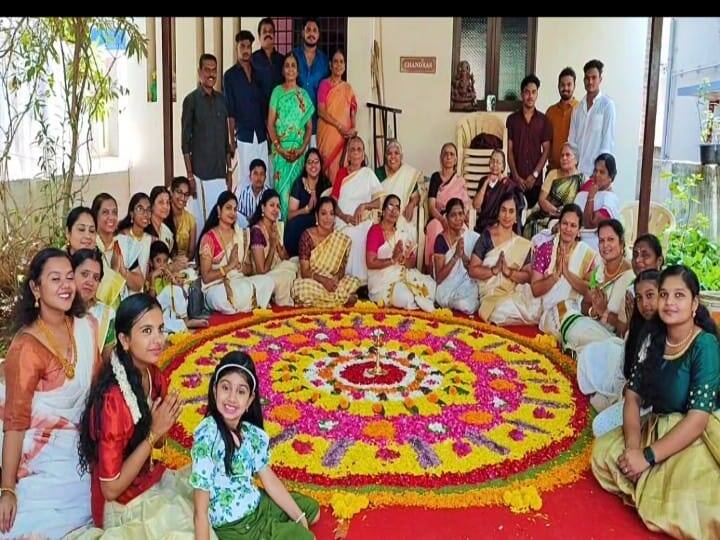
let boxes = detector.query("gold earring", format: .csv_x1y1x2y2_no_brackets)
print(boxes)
34,296,39,308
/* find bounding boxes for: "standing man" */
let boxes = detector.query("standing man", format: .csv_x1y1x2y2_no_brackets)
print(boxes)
569,59,616,178
225,30,268,192
293,17,329,148
252,17,285,114
506,74,552,210
181,53,232,235
545,67,579,171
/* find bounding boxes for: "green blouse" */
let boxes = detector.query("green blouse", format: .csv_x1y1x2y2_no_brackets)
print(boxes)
628,331,720,414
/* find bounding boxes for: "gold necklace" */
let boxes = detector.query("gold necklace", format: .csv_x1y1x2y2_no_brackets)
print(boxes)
36,317,77,379
129,227,145,242
603,259,626,281
666,326,698,349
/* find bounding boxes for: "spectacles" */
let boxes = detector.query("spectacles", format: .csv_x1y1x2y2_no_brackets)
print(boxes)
134,205,151,214
306,159,321,166
174,189,190,198
386,203,400,210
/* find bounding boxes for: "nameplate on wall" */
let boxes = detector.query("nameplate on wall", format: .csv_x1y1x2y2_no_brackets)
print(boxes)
400,56,436,74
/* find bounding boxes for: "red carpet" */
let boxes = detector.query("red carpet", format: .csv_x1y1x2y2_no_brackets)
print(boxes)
202,312,667,539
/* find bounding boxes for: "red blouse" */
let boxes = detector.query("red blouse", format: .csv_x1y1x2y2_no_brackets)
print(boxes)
90,364,168,527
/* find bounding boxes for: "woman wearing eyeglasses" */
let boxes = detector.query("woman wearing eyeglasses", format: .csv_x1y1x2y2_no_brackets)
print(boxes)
166,177,198,260
114,193,154,297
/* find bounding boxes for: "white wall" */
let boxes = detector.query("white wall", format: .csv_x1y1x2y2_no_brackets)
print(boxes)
534,17,648,203
119,17,649,209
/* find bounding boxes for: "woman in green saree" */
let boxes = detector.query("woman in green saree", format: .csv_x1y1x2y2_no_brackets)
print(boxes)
524,141,583,240
268,51,315,221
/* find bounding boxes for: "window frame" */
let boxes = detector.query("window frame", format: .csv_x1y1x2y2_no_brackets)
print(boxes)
451,17,537,112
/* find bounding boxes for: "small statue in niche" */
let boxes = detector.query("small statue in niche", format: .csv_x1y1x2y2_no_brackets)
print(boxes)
451,60,476,110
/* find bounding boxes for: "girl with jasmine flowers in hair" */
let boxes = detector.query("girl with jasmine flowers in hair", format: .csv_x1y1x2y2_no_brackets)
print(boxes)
76,293,197,537
191,352,320,539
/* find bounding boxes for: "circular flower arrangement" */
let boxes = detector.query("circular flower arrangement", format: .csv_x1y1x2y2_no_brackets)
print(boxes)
161,305,592,509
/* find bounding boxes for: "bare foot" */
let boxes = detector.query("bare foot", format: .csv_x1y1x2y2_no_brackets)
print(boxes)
186,318,210,329
345,294,358,307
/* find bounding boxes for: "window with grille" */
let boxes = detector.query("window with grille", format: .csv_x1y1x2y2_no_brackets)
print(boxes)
270,17,348,61
451,17,537,112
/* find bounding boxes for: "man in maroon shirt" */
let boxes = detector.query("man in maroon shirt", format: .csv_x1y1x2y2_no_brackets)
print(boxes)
506,74,552,211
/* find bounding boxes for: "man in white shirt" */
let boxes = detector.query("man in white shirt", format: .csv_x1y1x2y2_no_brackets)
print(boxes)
569,59,616,178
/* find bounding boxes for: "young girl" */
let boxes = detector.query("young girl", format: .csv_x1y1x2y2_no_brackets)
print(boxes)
592,269,660,436
191,352,320,539
147,240,208,332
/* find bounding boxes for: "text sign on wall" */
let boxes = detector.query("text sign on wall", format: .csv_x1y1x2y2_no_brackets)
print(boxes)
400,56,436,74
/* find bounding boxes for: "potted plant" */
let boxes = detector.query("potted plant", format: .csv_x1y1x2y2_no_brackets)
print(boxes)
698,78,720,165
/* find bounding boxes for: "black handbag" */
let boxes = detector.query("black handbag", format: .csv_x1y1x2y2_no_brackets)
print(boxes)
186,278,211,319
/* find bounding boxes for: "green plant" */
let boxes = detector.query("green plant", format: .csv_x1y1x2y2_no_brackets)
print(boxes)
663,170,720,290
0,17,146,350
697,78,719,144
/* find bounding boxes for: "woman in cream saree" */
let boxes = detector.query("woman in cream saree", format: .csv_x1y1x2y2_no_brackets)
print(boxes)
468,193,539,325
246,190,299,307
292,197,360,307
198,192,274,314
332,136,384,283
367,195,436,312
433,198,479,314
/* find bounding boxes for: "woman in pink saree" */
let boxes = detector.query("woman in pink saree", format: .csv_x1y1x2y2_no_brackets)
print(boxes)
424,142,471,269
317,49,357,186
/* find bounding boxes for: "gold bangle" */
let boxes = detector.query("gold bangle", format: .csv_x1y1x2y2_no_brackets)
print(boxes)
147,430,158,449
0,487,17,500
219,266,226,278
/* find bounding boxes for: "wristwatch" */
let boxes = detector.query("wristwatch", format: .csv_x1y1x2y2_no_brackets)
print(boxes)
642,446,656,467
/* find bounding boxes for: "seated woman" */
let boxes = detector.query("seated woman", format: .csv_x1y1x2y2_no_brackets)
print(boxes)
468,193,539,325
198,191,274,315
366,195,436,312
592,265,720,539
523,142,583,240
433,198,480,314
291,197,360,307
531,153,620,250
72,248,116,362
66,206,97,255
284,148,332,257
166,176,197,260
92,193,124,309
472,149,520,234
375,139,422,240
424,142,472,270
592,269,660,435
625,234,664,321
145,186,175,253
246,190,299,307
115,193,154,298
575,153,620,252
77,294,196,536
568,220,635,356
531,203,599,343
0,248,98,537
332,136,384,283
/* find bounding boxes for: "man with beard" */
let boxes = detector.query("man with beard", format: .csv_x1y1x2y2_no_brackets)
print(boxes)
293,17,329,147
225,30,269,192
506,74,552,210
545,67,579,171
181,53,232,233
569,59,616,178
251,18,284,116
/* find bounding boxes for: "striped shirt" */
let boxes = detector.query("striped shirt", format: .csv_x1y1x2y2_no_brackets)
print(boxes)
236,184,268,228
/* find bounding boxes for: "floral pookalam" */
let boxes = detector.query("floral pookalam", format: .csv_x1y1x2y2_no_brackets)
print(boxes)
161,305,592,509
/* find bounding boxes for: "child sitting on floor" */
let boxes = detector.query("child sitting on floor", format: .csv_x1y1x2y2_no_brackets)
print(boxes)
191,352,320,539
147,240,208,332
